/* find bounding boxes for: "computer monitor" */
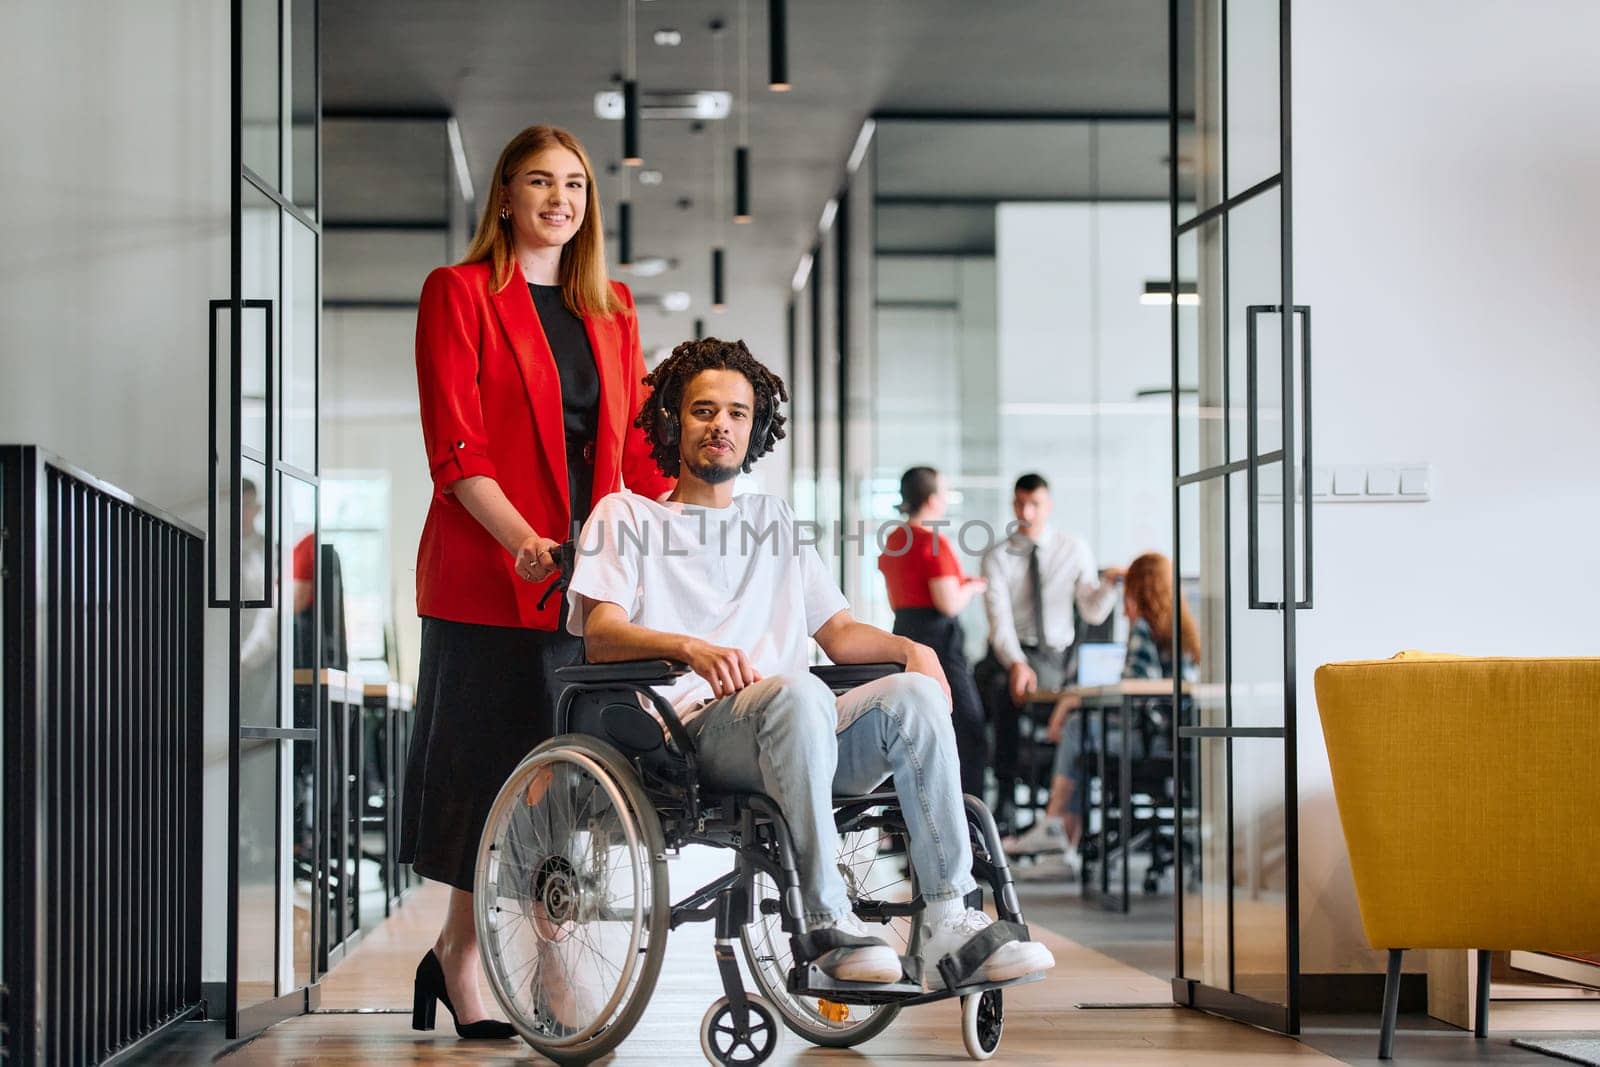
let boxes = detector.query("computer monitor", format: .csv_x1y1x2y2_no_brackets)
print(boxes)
1076,642,1126,687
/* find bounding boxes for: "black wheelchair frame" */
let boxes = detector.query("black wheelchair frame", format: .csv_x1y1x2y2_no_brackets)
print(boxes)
498,656,1040,1062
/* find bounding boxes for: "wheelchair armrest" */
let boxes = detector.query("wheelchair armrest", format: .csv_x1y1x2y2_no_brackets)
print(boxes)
555,659,693,685
810,662,902,693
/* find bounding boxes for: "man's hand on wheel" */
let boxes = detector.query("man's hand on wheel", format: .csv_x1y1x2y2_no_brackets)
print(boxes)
685,639,762,698
904,643,953,708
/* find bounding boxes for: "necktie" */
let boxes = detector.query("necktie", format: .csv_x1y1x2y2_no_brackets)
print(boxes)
1028,542,1046,649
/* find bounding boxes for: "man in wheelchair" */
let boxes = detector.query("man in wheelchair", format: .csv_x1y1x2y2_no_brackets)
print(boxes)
562,337,1056,992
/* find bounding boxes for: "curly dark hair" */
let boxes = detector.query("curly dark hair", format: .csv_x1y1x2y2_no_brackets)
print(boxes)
634,337,789,477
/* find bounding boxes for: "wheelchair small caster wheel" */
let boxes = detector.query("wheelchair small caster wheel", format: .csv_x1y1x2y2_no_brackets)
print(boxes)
961,988,1003,1060
700,993,779,1065
1143,872,1162,895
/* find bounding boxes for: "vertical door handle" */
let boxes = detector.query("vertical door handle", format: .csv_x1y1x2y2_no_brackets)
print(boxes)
1245,304,1311,610
209,297,275,607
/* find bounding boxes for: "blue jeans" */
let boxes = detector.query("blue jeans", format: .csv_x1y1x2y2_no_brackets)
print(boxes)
1052,711,1107,818
686,672,979,927
1052,707,1168,816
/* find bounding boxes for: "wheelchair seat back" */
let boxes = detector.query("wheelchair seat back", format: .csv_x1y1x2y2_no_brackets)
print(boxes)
564,688,689,787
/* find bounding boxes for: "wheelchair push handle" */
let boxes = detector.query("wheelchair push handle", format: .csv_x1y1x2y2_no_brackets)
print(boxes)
535,538,579,611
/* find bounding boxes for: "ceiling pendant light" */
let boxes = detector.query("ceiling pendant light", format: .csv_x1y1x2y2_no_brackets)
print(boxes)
711,17,729,312
733,1,752,223
767,0,790,91
734,147,750,222
619,202,633,268
623,81,642,165
622,0,643,165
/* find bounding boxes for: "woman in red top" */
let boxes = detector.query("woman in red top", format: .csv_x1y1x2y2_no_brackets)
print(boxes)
877,466,988,797
398,125,672,1039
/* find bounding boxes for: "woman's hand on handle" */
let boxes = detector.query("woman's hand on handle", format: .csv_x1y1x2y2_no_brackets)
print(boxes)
514,534,563,583
450,475,560,582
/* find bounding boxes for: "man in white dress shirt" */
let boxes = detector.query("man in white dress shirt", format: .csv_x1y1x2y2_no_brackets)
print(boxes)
976,473,1123,833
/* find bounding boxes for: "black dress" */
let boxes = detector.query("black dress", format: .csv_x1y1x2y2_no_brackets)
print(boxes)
397,283,601,892
890,608,987,799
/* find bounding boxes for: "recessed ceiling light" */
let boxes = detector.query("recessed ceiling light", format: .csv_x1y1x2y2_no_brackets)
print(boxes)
595,90,731,121
653,28,682,46
661,290,691,312
638,169,664,185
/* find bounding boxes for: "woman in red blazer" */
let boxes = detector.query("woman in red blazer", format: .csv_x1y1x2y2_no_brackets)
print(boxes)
877,467,988,799
399,125,672,1039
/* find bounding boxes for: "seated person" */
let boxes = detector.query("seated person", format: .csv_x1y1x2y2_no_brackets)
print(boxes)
1001,551,1198,874
564,337,1056,989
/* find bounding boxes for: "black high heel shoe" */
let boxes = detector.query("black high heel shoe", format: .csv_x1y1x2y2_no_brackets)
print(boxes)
412,949,517,1039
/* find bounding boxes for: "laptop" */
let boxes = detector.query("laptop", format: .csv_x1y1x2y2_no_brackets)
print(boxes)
1075,642,1126,687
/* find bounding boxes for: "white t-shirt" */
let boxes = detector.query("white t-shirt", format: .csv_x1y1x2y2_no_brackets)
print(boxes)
565,491,849,723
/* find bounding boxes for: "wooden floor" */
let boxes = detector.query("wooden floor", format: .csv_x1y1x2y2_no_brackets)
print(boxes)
224,849,1346,1066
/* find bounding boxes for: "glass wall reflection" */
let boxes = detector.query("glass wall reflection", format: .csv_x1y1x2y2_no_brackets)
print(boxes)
865,118,1183,657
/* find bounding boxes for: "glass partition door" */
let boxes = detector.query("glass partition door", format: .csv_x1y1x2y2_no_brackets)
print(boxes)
217,0,322,1039
1169,0,1309,1035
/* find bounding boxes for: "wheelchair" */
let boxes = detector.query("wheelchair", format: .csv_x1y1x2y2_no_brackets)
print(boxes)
471,658,1041,1064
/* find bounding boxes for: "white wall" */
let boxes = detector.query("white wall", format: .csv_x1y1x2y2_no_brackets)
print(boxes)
0,1,232,982
323,308,428,685
1292,0,1600,975
872,255,998,646
996,202,1178,573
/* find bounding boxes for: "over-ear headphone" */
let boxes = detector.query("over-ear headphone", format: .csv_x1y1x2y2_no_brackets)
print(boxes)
748,402,773,460
654,406,680,449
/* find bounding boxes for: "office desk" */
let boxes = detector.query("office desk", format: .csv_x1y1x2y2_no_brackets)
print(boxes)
1045,680,1188,913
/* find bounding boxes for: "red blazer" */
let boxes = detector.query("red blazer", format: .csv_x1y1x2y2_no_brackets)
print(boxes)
414,260,673,630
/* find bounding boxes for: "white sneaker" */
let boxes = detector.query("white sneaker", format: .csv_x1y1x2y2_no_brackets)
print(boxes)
812,910,903,983
1000,817,1068,858
920,907,1056,989
1015,848,1080,882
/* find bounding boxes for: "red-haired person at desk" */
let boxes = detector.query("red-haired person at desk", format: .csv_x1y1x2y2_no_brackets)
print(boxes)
1000,551,1198,880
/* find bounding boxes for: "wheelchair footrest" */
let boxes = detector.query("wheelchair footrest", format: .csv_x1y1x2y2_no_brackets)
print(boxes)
932,970,1045,1003
788,961,925,1005
789,966,1046,1008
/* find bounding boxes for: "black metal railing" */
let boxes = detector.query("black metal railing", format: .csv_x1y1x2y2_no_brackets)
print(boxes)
1,446,205,1064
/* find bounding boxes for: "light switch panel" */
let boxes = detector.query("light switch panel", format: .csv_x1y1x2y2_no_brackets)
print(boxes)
1332,466,1365,495
1314,463,1430,501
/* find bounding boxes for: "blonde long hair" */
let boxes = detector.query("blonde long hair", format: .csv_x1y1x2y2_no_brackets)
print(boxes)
460,125,624,317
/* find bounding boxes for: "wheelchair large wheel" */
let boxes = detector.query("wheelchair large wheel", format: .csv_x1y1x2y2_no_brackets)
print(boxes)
474,735,669,1064
740,824,921,1047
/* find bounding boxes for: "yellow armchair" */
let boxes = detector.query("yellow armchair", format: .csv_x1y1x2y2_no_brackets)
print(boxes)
1314,652,1600,1058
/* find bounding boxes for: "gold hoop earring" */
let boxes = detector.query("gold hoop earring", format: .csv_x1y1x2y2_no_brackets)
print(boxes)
499,208,509,221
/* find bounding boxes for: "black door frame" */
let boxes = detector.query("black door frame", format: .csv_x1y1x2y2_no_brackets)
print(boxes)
221,0,324,1039
1167,0,1305,1036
